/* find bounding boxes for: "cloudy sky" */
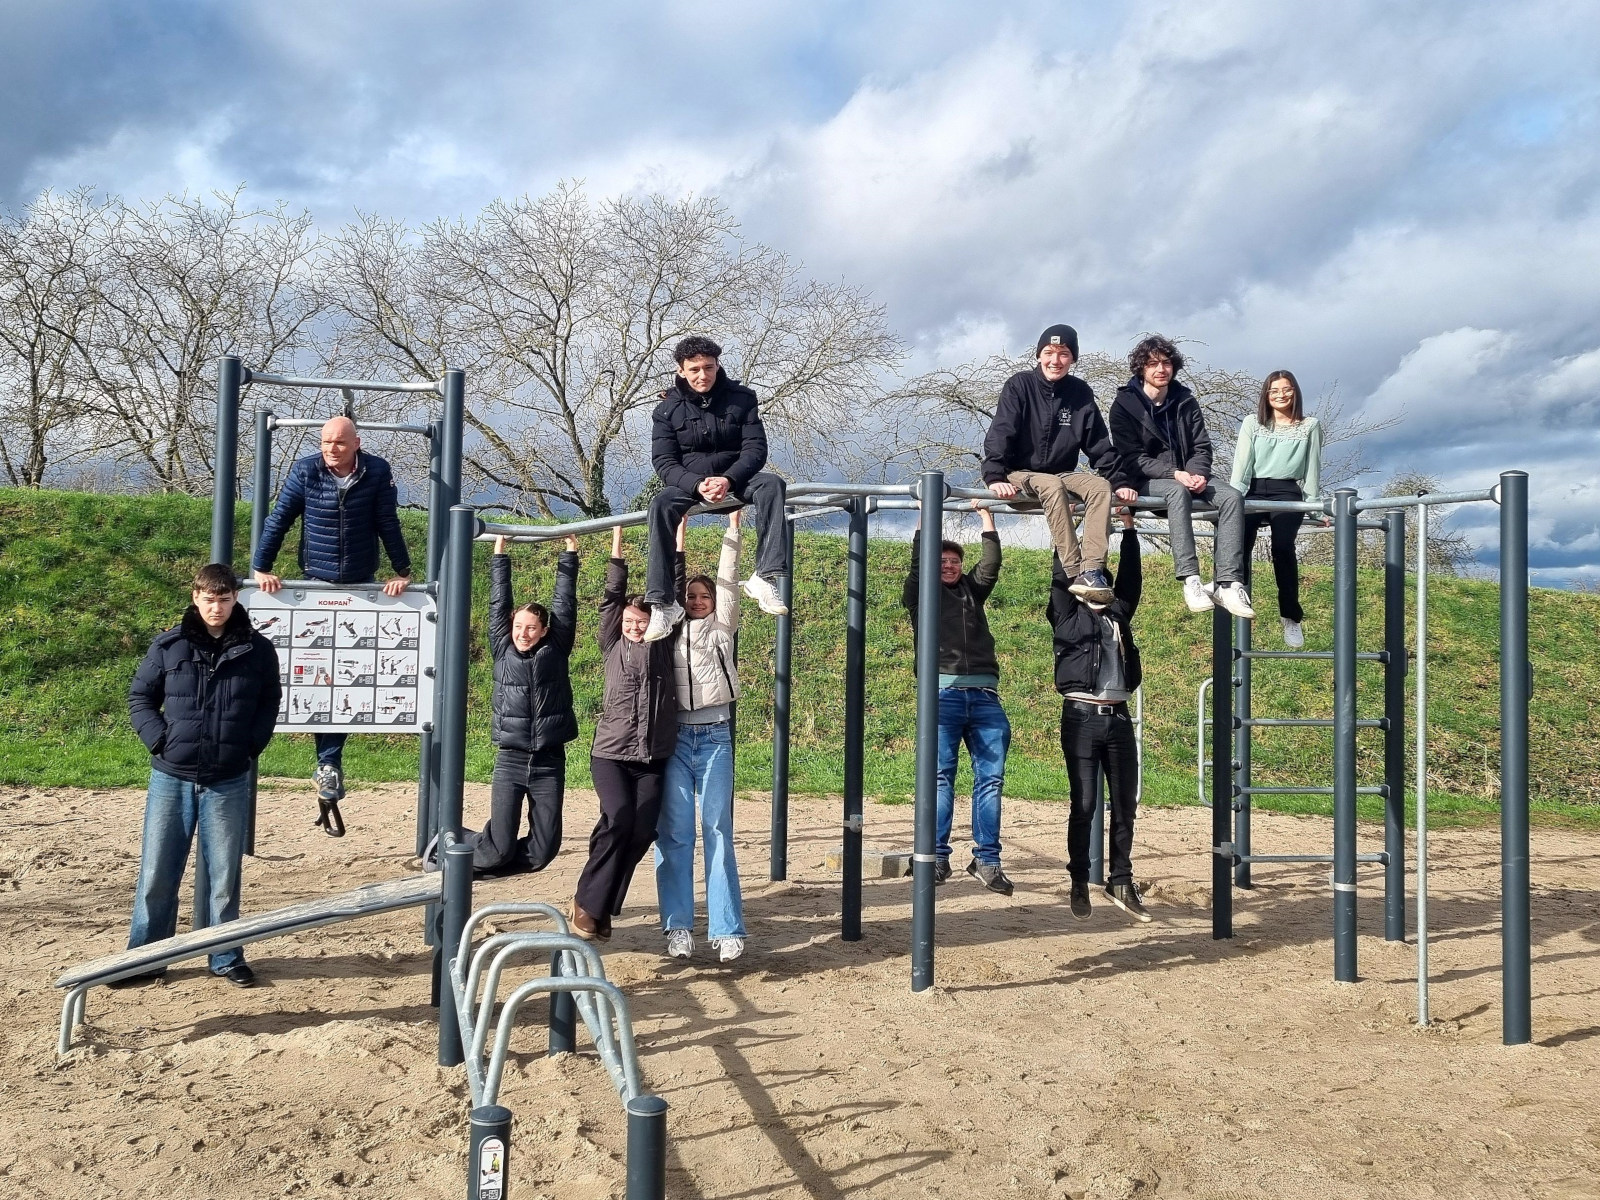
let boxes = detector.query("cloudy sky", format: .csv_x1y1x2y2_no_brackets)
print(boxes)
5,0,1598,580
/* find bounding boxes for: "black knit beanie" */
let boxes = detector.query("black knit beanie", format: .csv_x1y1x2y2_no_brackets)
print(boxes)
1036,324,1080,361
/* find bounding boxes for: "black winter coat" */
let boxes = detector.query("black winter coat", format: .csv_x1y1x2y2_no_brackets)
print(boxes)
590,559,678,762
1107,379,1215,487
128,605,282,784
650,373,769,495
1047,528,1143,695
902,531,1002,679
490,551,580,752
981,369,1121,485
251,451,412,584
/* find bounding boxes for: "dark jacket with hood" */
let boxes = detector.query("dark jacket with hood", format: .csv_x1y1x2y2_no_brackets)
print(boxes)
1107,378,1215,487
128,605,282,785
251,450,412,584
650,372,769,495
902,531,1002,679
982,369,1122,486
1047,527,1143,695
489,550,580,753
590,558,678,762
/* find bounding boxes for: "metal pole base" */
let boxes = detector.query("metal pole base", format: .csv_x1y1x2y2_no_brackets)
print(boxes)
625,1095,669,1200
469,1105,512,1200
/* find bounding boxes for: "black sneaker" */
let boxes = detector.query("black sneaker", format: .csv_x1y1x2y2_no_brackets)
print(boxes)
966,859,1014,896
1069,880,1092,920
1069,568,1115,604
933,857,952,885
106,968,166,989
1105,882,1152,923
221,963,256,988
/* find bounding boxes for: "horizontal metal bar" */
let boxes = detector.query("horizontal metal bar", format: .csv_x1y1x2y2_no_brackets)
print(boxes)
269,417,433,436
239,578,434,595
787,482,914,499
1237,853,1390,864
1238,650,1387,661
1238,786,1387,795
1238,717,1386,729
244,370,443,394
1352,487,1497,513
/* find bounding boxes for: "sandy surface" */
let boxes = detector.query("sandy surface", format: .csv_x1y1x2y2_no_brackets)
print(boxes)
0,779,1595,1199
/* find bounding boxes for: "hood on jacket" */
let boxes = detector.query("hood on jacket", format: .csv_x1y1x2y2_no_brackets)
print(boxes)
180,603,255,651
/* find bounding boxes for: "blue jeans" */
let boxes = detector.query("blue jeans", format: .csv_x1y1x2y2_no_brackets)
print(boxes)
936,688,1010,866
314,732,347,769
654,722,745,939
128,768,252,972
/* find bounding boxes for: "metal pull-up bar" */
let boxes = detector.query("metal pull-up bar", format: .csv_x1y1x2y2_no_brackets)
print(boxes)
243,370,444,394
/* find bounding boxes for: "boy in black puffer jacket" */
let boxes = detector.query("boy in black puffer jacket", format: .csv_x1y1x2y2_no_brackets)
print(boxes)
463,533,581,875
1046,508,1150,924
121,563,281,989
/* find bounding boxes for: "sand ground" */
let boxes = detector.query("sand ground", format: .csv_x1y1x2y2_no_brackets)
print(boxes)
0,780,1595,1199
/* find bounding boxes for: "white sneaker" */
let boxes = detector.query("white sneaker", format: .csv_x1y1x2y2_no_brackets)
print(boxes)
1182,575,1215,613
740,574,789,616
1213,582,1257,620
1281,618,1305,649
714,936,745,962
665,929,694,959
643,601,684,642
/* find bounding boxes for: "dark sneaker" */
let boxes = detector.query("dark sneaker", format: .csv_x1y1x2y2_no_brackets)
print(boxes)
313,763,344,801
106,968,166,989
1106,882,1152,923
933,857,952,885
966,859,1014,896
1069,880,1092,920
1069,568,1114,604
221,963,256,988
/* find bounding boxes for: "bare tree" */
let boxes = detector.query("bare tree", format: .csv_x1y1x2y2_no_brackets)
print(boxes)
325,184,902,517
0,189,108,487
79,189,323,493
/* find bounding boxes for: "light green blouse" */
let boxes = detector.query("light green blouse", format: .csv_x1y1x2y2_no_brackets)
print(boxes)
1230,414,1322,498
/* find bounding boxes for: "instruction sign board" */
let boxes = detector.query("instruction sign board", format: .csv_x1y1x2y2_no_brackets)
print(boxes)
243,585,435,734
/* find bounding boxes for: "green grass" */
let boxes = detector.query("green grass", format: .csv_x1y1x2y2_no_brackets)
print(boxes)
2,487,1597,828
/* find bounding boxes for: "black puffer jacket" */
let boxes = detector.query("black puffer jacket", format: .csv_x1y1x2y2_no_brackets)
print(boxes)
590,559,678,762
251,450,412,584
1047,528,1143,694
650,373,768,494
490,551,580,752
1108,378,1215,486
902,531,1001,679
128,605,282,784
981,369,1122,485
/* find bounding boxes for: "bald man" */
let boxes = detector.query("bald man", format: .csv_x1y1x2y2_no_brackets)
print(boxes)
252,416,413,833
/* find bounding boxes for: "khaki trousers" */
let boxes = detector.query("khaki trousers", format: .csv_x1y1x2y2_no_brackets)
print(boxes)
1006,469,1112,575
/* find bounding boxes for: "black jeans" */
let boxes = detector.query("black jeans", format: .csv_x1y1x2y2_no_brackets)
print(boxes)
576,756,667,917
645,471,788,604
468,746,566,874
1243,478,1306,622
1060,700,1140,886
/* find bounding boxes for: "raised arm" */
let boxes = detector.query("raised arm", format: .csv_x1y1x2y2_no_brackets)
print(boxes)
969,504,1001,601
488,539,513,660
548,535,580,653
674,517,688,606
1109,521,1143,621
716,511,743,631
600,525,627,651
902,529,921,612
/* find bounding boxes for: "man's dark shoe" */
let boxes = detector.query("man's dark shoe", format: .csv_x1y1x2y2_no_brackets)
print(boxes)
1069,568,1115,604
1069,880,1092,920
106,968,166,989
967,859,1014,896
933,857,952,885
570,900,600,941
221,963,256,988
596,912,614,942
1106,882,1152,923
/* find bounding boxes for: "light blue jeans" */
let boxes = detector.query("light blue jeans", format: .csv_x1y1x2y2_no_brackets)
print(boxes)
937,687,1011,866
128,768,252,973
654,722,745,939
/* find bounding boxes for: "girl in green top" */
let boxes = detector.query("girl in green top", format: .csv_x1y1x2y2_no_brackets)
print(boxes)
1230,370,1323,648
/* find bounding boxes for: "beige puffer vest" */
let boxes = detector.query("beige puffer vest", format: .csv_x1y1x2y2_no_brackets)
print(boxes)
673,526,743,712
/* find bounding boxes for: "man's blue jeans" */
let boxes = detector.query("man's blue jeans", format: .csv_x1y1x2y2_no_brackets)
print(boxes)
654,722,745,939
128,768,252,973
936,687,1011,866
314,732,346,769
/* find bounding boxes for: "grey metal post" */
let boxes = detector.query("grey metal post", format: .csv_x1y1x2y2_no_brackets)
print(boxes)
430,374,465,853
245,406,273,859
1416,503,1431,1027
911,471,944,991
439,841,473,1066
467,1105,512,1200
210,356,243,565
769,516,794,881
1211,603,1233,939
547,952,576,1055
1332,488,1359,982
841,499,868,941
1235,612,1253,888
1383,509,1407,941
437,506,476,841
625,1095,669,1200
1499,471,1531,1045
418,418,444,858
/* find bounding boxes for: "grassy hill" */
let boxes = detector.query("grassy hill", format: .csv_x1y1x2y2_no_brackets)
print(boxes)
2,487,1596,828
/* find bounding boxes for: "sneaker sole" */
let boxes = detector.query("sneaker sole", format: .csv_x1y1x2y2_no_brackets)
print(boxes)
1105,890,1153,923
1070,904,1092,920
1069,584,1115,603
739,581,790,616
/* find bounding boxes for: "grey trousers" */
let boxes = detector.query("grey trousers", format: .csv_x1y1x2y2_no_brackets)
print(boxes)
1146,477,1246,583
